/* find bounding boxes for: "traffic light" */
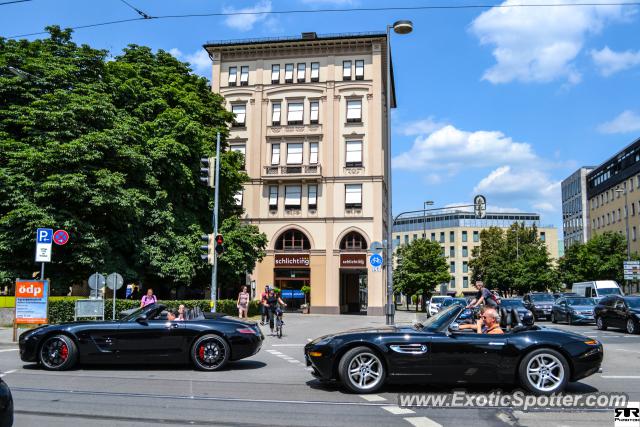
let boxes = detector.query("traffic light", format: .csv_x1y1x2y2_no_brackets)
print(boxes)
199,157,215,188
215,234,224,255
200,234,214,265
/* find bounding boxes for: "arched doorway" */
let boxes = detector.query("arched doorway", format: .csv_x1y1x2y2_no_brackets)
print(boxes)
339,231,368,314
273,229,311,311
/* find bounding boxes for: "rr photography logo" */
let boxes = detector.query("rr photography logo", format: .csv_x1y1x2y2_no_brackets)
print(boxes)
615,407,640,425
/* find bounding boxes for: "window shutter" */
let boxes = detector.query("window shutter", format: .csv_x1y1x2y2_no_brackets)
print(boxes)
308,185,317,207
287,103,304,123
310,101,319,123
272,103,281,124
285,185,302,207
286,143,303,164
309,142,318,164
346,140,362,163
271,144,280,165
345,184,362,205
343,61,352,79
232,105,246,125
355,60,364,79
271,64,280,82
346,100,362,121
228,67,237,85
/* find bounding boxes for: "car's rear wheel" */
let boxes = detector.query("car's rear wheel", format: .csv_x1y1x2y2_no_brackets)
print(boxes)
596,316,607,330
191,334,230,371
39,335,77,370
518,348,569,395
626,318,638,334
339,346,385,394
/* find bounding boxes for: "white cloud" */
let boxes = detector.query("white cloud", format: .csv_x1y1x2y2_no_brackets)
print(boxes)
398,117,448,136
598,110,640,134
591,46,640,76
169,48,211,77
223,0,273,32
474,166,561,212
470,0,631,84
393,124,536,172
300,0,357,4
168,48,182,58
443,202,522,214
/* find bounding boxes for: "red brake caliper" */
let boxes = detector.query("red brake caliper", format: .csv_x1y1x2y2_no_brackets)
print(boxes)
198,344,205,361
60,343,68,360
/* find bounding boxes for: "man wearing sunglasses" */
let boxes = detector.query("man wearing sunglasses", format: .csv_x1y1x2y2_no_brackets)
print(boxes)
459,307,504,334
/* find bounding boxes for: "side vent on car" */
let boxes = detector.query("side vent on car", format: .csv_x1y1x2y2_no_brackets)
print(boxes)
389,344,428,354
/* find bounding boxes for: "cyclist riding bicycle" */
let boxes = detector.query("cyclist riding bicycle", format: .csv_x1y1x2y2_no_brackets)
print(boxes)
263,289,286,335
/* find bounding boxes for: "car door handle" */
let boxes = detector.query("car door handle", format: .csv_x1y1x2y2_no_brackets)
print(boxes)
166,323,180,329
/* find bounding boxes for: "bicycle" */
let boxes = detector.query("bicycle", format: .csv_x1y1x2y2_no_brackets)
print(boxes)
274,307,283,338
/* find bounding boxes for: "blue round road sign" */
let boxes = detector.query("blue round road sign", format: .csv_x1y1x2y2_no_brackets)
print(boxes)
369,254,383,267
53,229,69,245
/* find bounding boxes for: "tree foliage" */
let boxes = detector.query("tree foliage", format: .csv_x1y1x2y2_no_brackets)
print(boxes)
393,239,450,306
558,232,631,285
469,223,559,295
0,27,266,294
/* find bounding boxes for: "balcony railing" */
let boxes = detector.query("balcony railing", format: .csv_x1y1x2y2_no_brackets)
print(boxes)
263,164,322,179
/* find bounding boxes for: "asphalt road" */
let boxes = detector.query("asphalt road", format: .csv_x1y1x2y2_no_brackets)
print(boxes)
1,313,639,427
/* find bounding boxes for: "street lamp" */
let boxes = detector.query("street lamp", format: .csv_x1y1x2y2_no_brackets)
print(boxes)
423,200,434,238
385,20,413,325
616,186,632,293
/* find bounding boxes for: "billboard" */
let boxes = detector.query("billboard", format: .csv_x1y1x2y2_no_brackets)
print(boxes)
15,279,49,324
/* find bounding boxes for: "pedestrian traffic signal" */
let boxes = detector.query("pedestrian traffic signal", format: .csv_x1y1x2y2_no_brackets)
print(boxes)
200,234,214,265
199,157,215,188
215,234,224,255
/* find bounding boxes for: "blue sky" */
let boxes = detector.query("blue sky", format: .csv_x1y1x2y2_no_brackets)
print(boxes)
3,0,640,233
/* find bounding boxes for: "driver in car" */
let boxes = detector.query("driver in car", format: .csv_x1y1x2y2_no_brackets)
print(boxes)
458,307,504,334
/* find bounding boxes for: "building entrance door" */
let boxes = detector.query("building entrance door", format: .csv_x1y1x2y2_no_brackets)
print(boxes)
274,268,309,311
340,269,367,314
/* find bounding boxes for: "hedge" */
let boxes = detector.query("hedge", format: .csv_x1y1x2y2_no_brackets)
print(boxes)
47,297,262,324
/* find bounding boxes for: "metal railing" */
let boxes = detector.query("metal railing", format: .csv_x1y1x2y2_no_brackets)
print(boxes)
263,164,322,177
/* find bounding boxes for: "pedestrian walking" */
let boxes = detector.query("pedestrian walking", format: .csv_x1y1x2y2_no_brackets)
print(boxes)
237,286,250,319
140,288,157,308
260,286,270,325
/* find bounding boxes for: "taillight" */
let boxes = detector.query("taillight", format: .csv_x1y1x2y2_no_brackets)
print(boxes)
236,328,256,334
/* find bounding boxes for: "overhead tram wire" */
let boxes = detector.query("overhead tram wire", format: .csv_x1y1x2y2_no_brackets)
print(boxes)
0,0,31,6
118,0,153,19
7,2,640,39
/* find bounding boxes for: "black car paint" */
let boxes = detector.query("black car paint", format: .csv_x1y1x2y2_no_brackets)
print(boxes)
0,378,12,427
305,305,603,386
19,304,263,366
594,296,640,331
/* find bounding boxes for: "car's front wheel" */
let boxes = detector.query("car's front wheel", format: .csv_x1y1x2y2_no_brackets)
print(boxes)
191,334,230,371
39,334,78,370
338,346,385,393
518,348,569,395
596,316,607,330
626,318,639,334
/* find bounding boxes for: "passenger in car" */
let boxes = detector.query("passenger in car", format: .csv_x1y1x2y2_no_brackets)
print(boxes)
458,308,504,334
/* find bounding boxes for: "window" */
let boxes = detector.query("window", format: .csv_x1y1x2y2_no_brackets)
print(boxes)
463,277,469,288
230,144,246,167
231,104,246,127
633,203,636,216
271,144,280,165
286,143,303,164
473,231,479,242
309,142,318,164
413,234,418,241
308,184,317,210
345,140,363,167
275,229,310,250
268,186,278,210
430,233,435,241
450,261,456,273
404,235,409,244
284,185,302,209
450,277,455,289
296,63,306,82
449,231,455,242
228,66,237,86
271,64,280,84
346,99,362,123
342,60,352,80
463,261,468,273
345,184,362,209
439,232,445,243
462,246,468,257
310,62,319,82
540,232,546,242
285,63,294,83
240,66,249,86
341,231,367,250
449,246,455,257
234,190,243,206
355,60,364,80
287,102,304,125
633,226,637,242
462,231,468,242
310,101,319,124
441,247,445,257
272,102,281,125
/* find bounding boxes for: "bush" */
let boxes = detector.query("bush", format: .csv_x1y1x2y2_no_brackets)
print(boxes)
47,298,261,323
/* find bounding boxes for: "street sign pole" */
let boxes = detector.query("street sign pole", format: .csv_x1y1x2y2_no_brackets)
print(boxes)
211,132,221,312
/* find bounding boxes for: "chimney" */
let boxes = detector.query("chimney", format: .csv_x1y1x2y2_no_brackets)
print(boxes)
301,32,318,40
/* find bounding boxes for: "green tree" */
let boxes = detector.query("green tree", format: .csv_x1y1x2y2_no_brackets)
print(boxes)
0,27,263,294
394,239,450,311
558,232,630,285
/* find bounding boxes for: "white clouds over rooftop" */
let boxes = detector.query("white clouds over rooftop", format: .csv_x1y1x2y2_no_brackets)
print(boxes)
591,46,640,76
223,0,273,32
598,110,640,134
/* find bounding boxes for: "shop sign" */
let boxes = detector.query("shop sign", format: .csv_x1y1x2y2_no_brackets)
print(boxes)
275,254,310,267
340,253,367,268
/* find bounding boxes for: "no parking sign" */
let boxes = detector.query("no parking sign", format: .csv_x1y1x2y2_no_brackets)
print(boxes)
53,229,69,245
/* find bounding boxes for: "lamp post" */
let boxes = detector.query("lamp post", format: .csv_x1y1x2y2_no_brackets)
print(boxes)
616,186,632,293
385,20,413,326
423,200,434,239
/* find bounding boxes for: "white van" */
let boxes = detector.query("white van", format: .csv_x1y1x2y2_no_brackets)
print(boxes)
571,280,623,300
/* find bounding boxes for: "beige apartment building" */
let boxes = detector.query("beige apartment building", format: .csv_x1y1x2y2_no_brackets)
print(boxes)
204,32,393,315
393,211,559,296
587,137,640,255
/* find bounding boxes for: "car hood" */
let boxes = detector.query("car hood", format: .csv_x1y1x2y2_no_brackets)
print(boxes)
309,325,413,343
539,326,593,341
568,305,594,311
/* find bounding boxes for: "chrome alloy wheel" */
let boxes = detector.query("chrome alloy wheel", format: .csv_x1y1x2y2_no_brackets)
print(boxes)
526,353,565,392
347,352,383,391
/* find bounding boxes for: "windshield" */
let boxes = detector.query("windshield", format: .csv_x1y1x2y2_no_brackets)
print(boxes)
501,299,525,308
626,298,640,309
120,304,165,322
567,298,595,306
598,287,622,296
531,294,554,302
441,298,466,307
420,305,461,331
431,296,450,303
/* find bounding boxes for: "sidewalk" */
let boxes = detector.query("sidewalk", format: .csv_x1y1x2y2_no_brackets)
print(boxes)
0,327,18,347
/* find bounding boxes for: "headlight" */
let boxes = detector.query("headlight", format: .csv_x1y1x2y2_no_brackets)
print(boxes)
312,336,333,346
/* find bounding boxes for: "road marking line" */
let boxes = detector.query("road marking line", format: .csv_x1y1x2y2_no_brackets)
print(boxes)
0,349,18,353
601,375,640,379
382,406,415,415
0,370,17,378
359,394,386,402
271,344,305,347
404,416,442,427
287,360,300,364
612,348,640,354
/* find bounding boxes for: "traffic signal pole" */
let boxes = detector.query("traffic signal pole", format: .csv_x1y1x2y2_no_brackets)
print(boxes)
211,132,221,312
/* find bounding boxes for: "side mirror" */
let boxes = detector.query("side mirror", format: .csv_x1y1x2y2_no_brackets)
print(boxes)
136,314,148,323
449,322,460,332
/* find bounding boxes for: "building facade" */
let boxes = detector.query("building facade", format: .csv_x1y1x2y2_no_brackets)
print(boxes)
204,32,393,315
587,137,640,254
561,167,594,249
392,211,559,296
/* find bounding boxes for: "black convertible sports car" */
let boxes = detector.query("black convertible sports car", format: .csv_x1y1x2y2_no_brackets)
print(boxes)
305,305,603,395
19,303,263,371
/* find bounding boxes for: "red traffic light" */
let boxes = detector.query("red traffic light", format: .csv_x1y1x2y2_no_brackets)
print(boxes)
215,234,224,245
